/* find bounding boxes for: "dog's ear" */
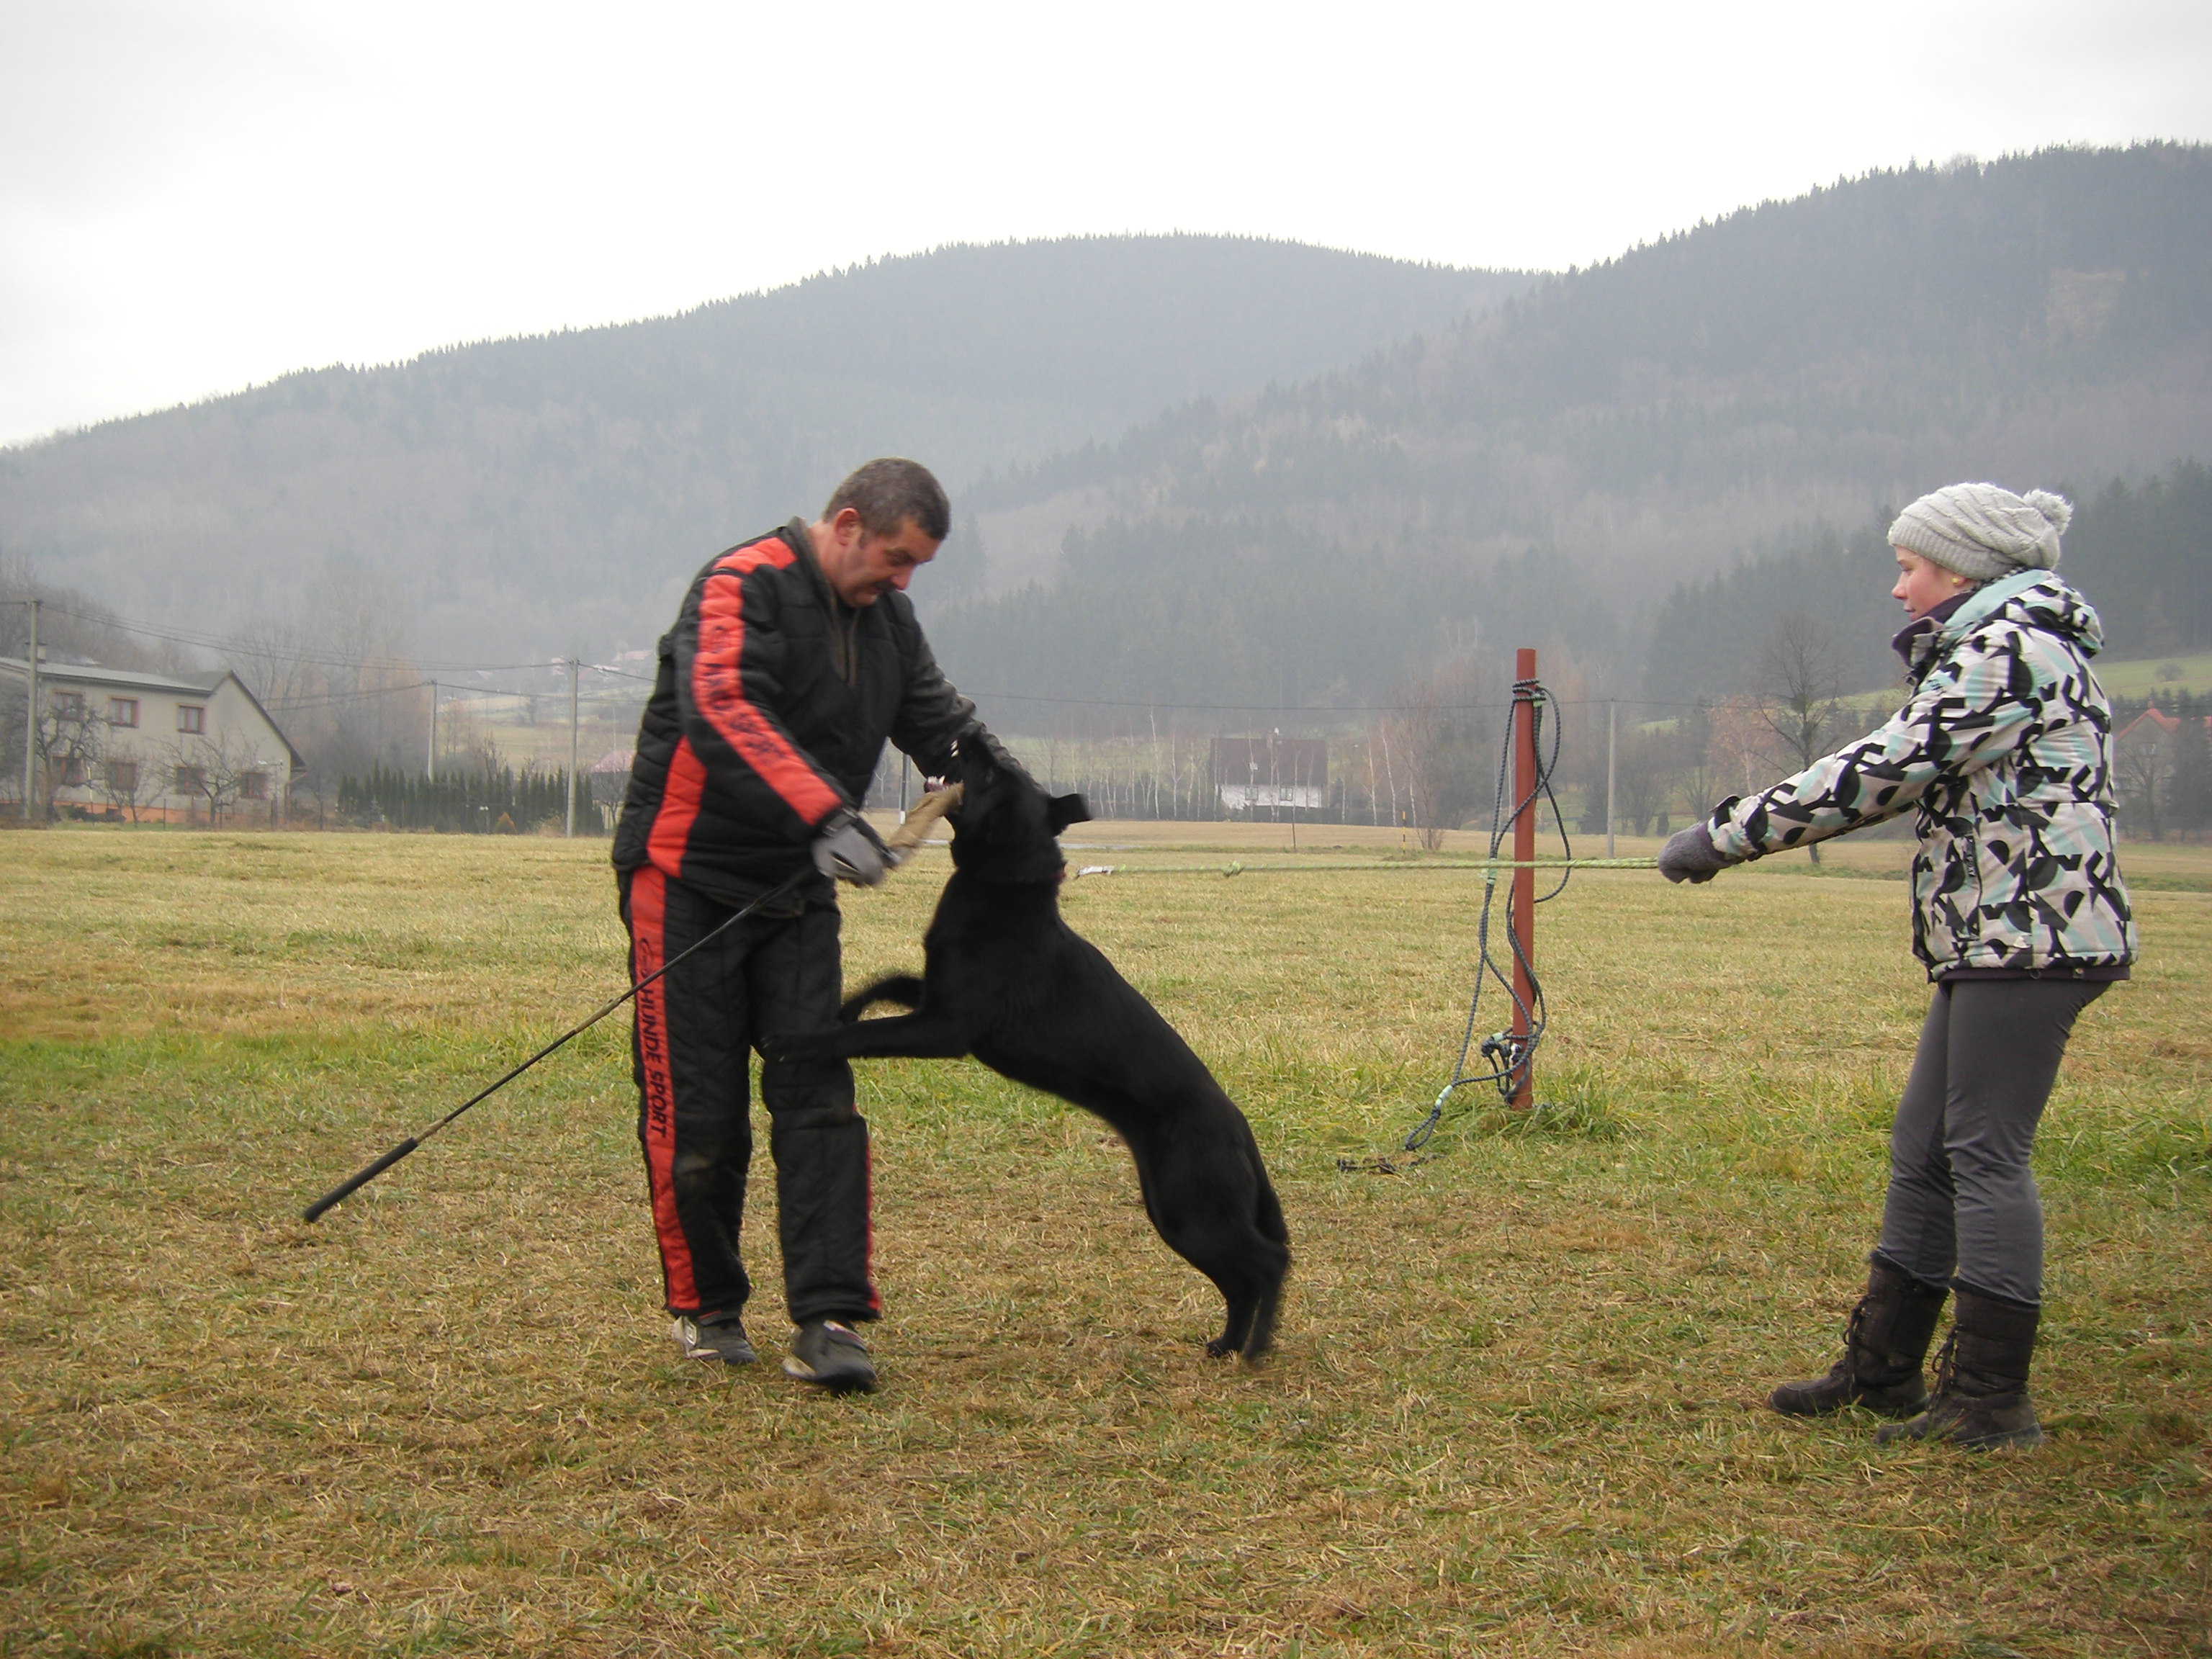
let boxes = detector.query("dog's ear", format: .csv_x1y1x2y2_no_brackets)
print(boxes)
1047,793,1092,832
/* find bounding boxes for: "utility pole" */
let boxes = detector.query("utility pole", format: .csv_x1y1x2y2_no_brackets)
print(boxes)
426,680,438,783
21,598,38,824
1606,698,1617,860
565,659,580,838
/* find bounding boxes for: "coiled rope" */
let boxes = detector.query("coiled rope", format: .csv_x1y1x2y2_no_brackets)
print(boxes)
1401,675,1579,1151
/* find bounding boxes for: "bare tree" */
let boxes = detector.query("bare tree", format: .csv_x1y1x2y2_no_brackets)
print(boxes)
1706,694,1784,797
96,752,162,822
35,693,107,819
0,680,22,811
2116,715,2172,842
1611,727,1678,836
2171,709,2212,837
250,562,422,786
1388,656,1496,850
1673,703,1718,826
228,616,318,712
1754,611,1848,862
168,729,279,828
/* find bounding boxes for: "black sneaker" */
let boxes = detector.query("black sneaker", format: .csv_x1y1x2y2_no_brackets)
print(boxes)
670,1314,757,1364
782,1320,877,1393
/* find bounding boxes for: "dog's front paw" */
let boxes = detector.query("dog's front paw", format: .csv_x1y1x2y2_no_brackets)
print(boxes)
764,1030,840,1065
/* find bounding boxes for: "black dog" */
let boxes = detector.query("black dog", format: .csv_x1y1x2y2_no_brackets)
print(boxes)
775,750,1290,1359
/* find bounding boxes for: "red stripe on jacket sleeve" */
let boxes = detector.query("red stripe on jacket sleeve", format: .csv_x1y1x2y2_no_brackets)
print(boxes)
692,539,843,827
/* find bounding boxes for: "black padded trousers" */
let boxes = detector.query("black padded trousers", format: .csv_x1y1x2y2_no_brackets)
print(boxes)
621,865,877,1326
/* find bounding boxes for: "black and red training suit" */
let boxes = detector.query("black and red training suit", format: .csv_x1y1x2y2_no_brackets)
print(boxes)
611,519,1011,1326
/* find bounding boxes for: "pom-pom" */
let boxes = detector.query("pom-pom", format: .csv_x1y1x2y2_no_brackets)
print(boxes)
2024,488,2073,536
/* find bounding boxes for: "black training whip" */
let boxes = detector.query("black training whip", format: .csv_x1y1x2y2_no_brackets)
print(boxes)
301,868,810,1222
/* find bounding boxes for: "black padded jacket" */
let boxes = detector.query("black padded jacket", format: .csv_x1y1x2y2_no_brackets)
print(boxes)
611,521,1003,904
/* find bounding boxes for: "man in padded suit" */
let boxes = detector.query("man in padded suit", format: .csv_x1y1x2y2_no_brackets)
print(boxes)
612,457,1022,1393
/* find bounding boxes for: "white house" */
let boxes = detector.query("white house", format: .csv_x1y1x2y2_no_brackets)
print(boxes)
1,658,302,826
1211,735,1328,814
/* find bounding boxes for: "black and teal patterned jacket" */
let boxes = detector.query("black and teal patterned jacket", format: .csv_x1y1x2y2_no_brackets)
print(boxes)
1706,570,2136,979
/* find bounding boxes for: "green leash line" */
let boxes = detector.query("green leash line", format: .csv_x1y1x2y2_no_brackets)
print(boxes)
1064,856,1662,878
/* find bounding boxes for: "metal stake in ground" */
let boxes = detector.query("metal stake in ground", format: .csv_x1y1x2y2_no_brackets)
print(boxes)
1507,647,1539,1108
300,867,809,1223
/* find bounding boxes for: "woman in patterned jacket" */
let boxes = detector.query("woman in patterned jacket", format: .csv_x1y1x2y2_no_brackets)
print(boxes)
1659,482,2136,1451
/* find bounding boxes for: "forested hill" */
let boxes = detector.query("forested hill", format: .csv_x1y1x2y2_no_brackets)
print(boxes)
933,145,2212,721
1640,460,2212,708
0,237,1528,661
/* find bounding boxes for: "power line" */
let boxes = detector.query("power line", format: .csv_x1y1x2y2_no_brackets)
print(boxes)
40,603,570,676
264,674,649,714
264,680,431,712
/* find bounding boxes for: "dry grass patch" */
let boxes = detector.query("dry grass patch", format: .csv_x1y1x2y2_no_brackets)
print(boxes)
1,827,2207,1657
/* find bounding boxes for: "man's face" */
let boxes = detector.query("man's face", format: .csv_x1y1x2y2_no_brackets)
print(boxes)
823,508,940,608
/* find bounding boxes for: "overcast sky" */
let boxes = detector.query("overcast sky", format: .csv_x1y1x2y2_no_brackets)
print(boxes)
4,0,2207,448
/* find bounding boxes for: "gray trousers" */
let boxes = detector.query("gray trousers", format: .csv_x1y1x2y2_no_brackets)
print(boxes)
1876,977,2106,1307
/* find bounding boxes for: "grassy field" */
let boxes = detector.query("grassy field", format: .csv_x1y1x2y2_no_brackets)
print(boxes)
1,824,2206,1658
2093,652,2212,702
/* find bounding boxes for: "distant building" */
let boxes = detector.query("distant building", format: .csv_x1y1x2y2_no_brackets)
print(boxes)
1,658,302,825
1211,735,1327,813
588,749,634,822
2118,705,2211,742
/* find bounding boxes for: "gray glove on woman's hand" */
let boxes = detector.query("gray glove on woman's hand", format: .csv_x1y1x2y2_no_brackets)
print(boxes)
1658,824,1735,885
811,809,893,886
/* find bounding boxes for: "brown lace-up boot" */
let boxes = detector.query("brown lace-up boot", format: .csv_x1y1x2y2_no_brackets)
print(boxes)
1769,1255,1948,1419
1876,1287,2043,1450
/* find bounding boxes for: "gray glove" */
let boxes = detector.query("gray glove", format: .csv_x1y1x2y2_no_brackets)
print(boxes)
1658,824,1735,885
811,810,891,886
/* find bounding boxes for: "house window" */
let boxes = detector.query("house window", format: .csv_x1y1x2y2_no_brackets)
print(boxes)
239,771,268,800
178,704,206,734
52,691,86,719
108,697,140,727
107,760,139,794
61,757,87,787
173,764,205,794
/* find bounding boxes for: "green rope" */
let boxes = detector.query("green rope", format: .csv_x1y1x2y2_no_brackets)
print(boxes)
1064,856,1660,878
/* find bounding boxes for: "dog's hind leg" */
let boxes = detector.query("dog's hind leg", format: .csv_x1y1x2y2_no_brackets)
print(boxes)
1208,1292,1256,1360
1128,1138,1290,1362
838,974,926,1024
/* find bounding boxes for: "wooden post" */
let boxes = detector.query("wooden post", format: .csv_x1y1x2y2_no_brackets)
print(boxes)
1509,647,1539,1108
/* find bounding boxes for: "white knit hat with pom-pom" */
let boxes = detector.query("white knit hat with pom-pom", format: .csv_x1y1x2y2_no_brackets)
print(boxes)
1887,483,2073,583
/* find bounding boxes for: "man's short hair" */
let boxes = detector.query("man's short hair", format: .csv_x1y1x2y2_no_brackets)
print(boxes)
824,458,951,543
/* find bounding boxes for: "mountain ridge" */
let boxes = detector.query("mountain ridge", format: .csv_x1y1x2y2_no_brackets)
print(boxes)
0,235,1532,661
930,145,2212,722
